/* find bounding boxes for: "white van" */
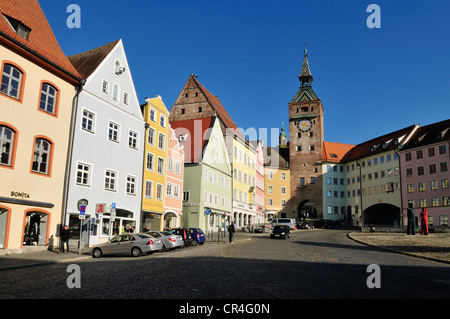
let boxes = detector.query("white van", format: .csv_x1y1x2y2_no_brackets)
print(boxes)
271,218,296,230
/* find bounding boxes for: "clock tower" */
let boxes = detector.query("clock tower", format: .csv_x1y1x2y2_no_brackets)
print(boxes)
288,49,324,221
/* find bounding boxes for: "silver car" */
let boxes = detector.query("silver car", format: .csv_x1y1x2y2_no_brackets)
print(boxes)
91,233,163,258
148,231,184,251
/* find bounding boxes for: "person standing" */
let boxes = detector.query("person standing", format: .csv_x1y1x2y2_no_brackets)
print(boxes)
228,221,235,243
406,203,415,235
59,225,70,253
420,208,429,235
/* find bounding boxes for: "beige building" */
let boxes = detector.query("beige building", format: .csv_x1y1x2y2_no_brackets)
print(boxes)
0,1,81,253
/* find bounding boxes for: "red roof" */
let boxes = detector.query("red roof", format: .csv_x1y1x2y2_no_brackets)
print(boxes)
169,117,214,164
0,0,81,79
322,141,355,163
190,75,246,141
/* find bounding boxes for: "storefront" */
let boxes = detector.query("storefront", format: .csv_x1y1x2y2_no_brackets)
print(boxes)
141,211,162,231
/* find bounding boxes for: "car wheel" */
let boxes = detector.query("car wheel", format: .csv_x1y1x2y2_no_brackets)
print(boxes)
92,248,103,258
131,247,142,257
192,240,198,246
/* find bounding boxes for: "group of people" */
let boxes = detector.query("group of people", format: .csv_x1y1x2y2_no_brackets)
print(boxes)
406,203,429,235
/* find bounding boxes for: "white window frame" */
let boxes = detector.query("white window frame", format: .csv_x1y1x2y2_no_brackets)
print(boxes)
157,157,165,175
145,180,153,199
104,169,117,192
108,121,120,143
76,162,91,187
81,109,95,133
128,129,138,149
126,175,137,196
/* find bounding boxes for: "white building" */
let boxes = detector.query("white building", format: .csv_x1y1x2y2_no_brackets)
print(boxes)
65,39,145,246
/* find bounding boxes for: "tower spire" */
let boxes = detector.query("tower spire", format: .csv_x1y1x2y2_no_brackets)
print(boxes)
299,47,313,87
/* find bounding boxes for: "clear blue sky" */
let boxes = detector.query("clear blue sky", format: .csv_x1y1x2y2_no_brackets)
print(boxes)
41,0,450,147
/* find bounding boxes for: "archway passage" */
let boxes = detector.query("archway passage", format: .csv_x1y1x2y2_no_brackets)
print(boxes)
297,200,318,221
364,203,400,226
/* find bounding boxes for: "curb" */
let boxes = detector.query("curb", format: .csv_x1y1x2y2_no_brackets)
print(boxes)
347,233,450,265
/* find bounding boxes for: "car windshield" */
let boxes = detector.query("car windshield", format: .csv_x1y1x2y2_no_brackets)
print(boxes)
273,226,286,230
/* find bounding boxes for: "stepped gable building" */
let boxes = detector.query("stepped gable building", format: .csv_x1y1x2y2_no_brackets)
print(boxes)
288,49,325,220
0,0,81,252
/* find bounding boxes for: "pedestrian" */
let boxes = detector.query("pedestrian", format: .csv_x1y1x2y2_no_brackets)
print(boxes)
420,208,429,235
143,225,149,233
228,220,235,243
59,225,70,253
406,203,415,235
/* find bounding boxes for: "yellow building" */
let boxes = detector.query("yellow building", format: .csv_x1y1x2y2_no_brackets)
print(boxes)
264,146,291,221
232,136,257,227
141,96,169,231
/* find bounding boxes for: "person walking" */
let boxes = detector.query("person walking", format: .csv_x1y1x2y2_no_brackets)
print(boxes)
420,208,429,235
228,220,235,243
406,203,415,235
59,225,70,253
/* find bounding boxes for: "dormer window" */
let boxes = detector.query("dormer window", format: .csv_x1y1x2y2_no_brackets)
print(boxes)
3,14,31,40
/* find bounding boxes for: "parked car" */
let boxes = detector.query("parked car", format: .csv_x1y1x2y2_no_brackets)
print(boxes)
298,220,315,229
189,228,206,245
91,233,163,258
270,218,296,230
322,220,341,229
270,225,290,239
172,228,194,246
148,231,184,251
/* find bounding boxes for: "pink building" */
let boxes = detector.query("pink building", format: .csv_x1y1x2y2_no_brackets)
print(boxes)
163,125,184,229
400,119,449,230
252,140,265,224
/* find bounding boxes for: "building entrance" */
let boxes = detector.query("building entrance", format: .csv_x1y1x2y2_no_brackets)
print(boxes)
23,211,48,246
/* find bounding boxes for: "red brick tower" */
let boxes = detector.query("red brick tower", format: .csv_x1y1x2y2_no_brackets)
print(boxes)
288,49,324,221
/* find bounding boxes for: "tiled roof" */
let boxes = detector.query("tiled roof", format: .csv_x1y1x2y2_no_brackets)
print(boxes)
0,0,81,79
402,118,450,150
190,75,246,141
322,141,355,163
68,40,120,78
169,116,214,164
342,125,418,162
264,146,289,169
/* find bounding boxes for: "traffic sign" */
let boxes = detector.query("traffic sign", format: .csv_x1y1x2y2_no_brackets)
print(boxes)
112,202,116,209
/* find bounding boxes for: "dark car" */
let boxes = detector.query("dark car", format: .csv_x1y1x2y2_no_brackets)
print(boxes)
322,220,341,229
270,225,290,239
189,228,206,245
171,228,194,247
298,220,315,229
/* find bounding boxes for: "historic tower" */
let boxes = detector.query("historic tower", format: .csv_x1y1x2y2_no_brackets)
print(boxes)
288,49,324,220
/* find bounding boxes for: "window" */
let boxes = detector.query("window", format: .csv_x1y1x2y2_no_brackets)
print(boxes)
438,145,447,155
268,199,273,206
416,150,423,159
105,170,117,191
429,164,436,174
175,161,181,175
281,172,286,180
440,162,448,172
174,185,180,199
146,152,154,171
417,166,424,176
407,184,414,193
76,162,91,186
147,127,155,146
183,191,190,202
32,138,52,175
168,158,173,171
157,157,164,175
442,179,449,189
128,130,138,149
281,187,286,194
1,63,23,99
102,80,109,94
405,152,412,161
430,180,438,191
158,133,165,150
431,197,439,207
81,109,95,133
108,121,120,142
112,84,119,101
0,125,15,167
166,183,173,197
123,92,129,105
39,83,58,115
418,182,425,192
160,115,166,128
268,186,273,194
149,108,156,122
126,175,136,195
145,180,153,198
156,184,163,201
428,147,435,157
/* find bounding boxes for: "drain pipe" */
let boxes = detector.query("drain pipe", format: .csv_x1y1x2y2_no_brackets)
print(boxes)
61,79,85,229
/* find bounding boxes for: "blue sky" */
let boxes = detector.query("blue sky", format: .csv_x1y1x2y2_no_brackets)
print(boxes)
41,0,450,147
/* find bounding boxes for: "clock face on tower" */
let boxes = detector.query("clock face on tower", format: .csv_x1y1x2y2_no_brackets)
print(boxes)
298,119,312,132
